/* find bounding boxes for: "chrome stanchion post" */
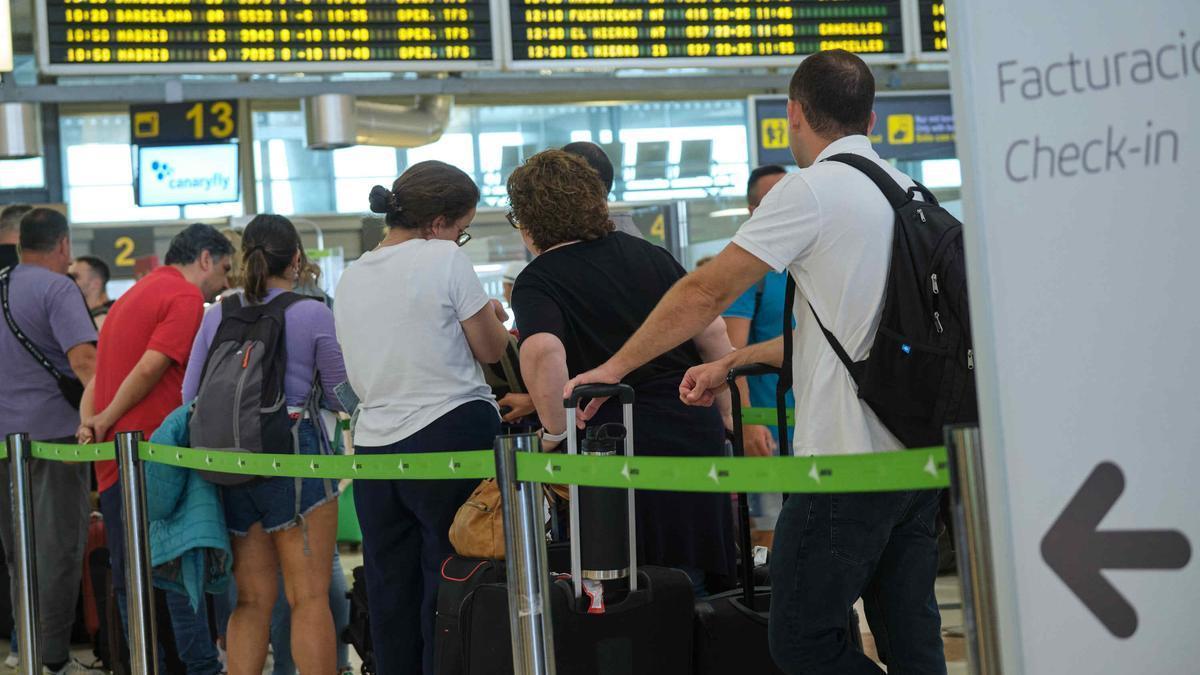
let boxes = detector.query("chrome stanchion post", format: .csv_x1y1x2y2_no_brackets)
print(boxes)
6,433,40,675
946,426,1001,675
117,431,158,674
495,433,556,675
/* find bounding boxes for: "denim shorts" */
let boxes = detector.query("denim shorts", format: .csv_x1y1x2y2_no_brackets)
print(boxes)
223,419,339,537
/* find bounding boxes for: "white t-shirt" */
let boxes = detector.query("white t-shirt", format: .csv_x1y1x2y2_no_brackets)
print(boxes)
333,239,497,447
733,135,911,456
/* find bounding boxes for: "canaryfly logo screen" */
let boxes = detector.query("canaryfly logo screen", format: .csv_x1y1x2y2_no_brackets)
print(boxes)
137,143,240,206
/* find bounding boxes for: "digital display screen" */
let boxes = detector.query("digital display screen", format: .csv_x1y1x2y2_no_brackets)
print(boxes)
507,0,904,68
136,144,240,207
39,0,494,73
918,0,947,55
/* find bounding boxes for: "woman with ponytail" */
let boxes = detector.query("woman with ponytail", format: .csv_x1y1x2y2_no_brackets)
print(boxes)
334,161,509,675
182,214,348,675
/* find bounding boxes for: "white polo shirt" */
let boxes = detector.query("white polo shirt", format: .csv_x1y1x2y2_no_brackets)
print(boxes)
732,135,912,456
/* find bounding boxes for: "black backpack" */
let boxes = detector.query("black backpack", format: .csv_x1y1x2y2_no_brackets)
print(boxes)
189,292,314,485
779,153,978,449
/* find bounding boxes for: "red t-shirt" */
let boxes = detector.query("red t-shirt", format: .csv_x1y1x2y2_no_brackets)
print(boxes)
93,266,203,492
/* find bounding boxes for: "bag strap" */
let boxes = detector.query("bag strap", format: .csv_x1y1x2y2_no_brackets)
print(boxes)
823,153,910,209
0,268,72,384
775,274,795,454
499,337,524,395
807,301,857,376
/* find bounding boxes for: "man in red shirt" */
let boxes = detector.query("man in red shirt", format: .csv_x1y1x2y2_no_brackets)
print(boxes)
77,223,232,668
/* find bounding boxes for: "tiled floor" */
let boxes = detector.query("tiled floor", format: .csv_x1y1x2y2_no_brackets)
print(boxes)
24,547,969,674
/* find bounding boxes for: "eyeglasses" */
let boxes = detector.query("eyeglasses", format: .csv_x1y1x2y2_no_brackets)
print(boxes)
455,231,472,247
506,211,520,229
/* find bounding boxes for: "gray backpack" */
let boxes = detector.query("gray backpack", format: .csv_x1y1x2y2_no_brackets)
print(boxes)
189,292,315,486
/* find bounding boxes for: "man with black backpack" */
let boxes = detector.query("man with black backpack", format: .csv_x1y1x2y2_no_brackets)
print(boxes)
568,50,973,674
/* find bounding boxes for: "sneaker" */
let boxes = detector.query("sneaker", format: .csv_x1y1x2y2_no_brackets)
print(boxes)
4,654,17,669
43,658,105,675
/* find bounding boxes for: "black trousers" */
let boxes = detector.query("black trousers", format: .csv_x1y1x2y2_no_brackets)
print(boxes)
354,400,500,675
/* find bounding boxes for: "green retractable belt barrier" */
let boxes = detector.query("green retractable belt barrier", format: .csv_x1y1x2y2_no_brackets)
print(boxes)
11,440,950,494
139,445,496,482
5,409,947,493
518,446,949,494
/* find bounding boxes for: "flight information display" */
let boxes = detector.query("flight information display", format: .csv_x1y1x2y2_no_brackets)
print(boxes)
507,0,905,68
37,0,495,73
918,0,947,55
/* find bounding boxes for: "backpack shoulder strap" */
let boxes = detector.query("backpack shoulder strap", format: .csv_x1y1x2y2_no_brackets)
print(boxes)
824,153,910,209
776,274,796,453
807,301,855,374
220,293,242,319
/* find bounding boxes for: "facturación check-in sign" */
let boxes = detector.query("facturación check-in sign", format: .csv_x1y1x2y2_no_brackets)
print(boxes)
947,0,1198,671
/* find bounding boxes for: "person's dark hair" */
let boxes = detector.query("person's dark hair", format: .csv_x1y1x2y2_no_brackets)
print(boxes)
561,142,615,194
74,255,111,287
507,150,613,252
241,214,305,304
18,208,69,253
369,161,479,232
164,223,235,266
747,165,787,204
0,204,33,235
788,50,875,138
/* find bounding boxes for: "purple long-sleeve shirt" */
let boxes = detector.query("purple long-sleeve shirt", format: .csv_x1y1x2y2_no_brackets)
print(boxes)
182,289,347,410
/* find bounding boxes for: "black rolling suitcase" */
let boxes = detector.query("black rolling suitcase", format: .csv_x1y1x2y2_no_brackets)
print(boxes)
435,557,506,675
691,365,863,674
459,384,695,675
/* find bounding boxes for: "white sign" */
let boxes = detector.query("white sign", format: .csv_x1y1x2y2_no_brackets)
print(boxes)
948,1,1199,673
137,144,240,207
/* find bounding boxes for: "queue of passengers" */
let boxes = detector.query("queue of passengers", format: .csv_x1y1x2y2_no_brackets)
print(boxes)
0,48,945,675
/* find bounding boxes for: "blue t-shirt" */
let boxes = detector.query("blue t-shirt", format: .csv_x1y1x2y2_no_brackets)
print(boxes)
723,271,795,429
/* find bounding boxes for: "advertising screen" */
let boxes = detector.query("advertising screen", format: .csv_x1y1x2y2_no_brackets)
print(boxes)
136,144,240,207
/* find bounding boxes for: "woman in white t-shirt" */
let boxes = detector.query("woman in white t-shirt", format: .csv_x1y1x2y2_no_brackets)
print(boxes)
333,161,509,675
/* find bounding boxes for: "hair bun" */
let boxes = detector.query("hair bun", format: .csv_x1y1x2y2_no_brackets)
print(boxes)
368,185,393,214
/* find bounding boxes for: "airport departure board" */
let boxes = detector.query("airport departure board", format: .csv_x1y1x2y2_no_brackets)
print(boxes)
918,0,947,55
506,0,905,68
37,0,496,74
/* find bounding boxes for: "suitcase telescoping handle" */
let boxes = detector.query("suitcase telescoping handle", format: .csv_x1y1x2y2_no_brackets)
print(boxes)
725,365,775,609
564,383,637,598
563,383,637,408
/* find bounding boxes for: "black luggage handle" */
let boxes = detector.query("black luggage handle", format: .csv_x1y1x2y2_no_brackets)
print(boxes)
725,363,781,382
563,383,636,408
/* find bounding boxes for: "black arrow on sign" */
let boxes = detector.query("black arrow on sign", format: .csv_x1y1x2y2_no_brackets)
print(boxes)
1041,462,1191,638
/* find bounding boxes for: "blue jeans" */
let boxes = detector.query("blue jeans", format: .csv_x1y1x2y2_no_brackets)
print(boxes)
99,485,223,675
355,400,499,675
268,547,351,674
768,489,946,675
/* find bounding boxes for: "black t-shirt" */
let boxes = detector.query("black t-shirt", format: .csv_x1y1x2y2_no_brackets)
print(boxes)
0,244,18,271
512,232,703,386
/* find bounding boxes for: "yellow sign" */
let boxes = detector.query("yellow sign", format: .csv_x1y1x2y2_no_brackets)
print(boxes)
132,111,160,139
761,118,789,150
887,114,915,145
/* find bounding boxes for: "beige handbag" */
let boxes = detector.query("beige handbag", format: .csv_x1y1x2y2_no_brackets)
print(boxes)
449,478,506,560
449,476,571,560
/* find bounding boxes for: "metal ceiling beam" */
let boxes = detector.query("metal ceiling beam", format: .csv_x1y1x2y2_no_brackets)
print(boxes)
0,68,949,105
